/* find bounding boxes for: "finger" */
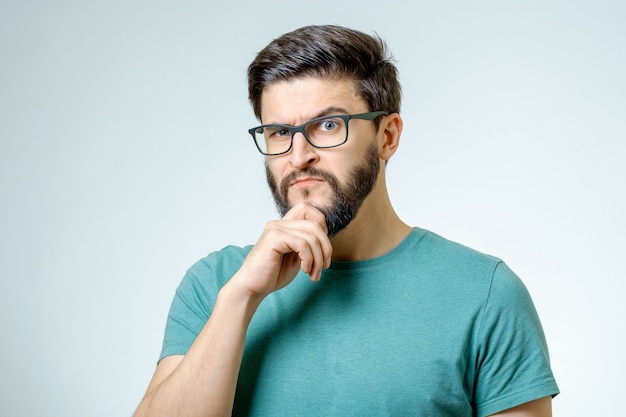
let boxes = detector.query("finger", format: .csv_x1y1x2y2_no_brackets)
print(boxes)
282,203,328,235
271,222,327,279
282,204,332,270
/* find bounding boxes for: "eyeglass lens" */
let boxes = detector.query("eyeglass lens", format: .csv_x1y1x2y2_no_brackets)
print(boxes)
254,116,348,155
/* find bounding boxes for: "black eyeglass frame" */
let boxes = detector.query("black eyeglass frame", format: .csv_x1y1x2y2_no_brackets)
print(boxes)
248,111,389,156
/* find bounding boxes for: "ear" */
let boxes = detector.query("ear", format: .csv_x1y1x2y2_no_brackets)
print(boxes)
378,113,403,161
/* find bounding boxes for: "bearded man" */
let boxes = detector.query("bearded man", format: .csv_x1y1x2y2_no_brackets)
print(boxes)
135,25,559,417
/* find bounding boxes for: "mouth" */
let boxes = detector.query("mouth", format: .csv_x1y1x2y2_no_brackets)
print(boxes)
289,176,325,189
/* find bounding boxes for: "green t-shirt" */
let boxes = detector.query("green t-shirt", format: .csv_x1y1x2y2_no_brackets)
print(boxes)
161,227,558,416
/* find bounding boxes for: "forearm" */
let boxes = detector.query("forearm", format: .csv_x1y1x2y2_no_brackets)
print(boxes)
135,205,331,416
134,280,263,417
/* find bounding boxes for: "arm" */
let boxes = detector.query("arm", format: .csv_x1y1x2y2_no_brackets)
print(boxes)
475,263,559,416
134,204,332,417
489,396,552,417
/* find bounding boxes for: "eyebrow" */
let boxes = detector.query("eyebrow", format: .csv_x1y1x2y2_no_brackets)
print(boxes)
313,106,350,119
266,106,351,126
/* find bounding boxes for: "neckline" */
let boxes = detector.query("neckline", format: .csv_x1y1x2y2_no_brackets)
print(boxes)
327,227,424,271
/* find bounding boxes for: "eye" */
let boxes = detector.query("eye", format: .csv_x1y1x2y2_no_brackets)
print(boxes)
275,128,290,138
316,118,341,132
264,126,291,139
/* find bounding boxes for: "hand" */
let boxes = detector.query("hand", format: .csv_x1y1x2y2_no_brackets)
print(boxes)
230,203,333,300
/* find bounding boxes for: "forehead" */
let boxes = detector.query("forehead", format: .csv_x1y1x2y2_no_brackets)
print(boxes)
260,76,366,124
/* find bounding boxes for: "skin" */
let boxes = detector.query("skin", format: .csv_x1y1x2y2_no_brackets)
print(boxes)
133,76,552,417
260,76,410,261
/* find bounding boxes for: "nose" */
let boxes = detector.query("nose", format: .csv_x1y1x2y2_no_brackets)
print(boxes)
289,131,319,169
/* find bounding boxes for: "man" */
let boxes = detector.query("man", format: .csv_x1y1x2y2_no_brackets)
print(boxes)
135,25,558,416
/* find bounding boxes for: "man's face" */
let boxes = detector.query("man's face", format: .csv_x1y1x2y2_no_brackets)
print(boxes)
261,76,382,236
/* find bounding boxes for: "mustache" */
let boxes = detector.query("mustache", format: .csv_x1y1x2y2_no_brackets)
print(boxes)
279,167,340,198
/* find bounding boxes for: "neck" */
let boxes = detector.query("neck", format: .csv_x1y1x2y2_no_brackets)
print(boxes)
329,182,411,262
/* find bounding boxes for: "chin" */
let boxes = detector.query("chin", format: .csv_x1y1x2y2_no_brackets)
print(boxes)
288,190,331,209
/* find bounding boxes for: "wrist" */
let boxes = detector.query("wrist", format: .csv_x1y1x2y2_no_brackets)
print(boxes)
218,278,265,322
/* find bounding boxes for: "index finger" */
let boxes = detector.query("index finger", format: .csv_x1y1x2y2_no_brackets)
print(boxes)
282,203,328,235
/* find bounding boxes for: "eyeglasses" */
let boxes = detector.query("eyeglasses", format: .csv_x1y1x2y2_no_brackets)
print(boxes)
248,111,388,156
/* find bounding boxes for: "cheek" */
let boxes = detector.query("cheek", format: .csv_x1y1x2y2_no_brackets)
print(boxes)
269,157,290,174
264,161,281,190
334,146,371,176
265,160,283,181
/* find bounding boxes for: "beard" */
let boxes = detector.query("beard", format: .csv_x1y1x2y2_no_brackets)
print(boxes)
266,142,380,237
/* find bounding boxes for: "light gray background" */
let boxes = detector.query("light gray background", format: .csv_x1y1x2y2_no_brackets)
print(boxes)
1,1,624,416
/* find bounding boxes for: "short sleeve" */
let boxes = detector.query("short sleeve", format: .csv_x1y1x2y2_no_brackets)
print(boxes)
474,262,559,416
158,246,250,362
159,259,219,361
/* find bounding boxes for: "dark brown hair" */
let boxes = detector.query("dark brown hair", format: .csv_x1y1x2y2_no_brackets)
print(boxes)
247,25,401,122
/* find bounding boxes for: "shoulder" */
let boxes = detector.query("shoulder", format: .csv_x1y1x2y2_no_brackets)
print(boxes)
192,244,253,272
410,228,538,312
410,227,505,280
179,244,254,292
414,227,499,260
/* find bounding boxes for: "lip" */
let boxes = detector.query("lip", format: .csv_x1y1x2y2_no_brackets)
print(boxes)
290,176,325,188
